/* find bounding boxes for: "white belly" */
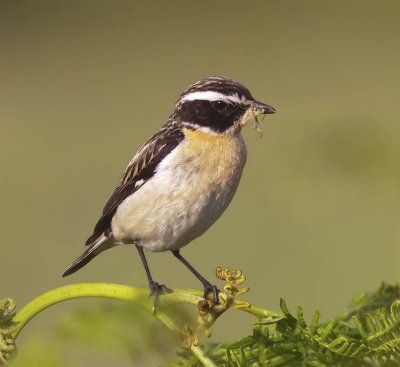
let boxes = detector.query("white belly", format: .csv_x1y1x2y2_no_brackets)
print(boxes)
111,130,247,252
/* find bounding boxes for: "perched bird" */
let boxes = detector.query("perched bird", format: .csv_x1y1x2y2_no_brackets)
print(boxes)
63,76,275,306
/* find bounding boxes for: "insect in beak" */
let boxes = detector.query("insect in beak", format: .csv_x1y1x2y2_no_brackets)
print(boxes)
251,100,276,115
240,100,276,137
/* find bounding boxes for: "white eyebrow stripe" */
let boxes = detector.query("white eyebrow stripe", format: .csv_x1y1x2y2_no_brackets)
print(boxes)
180,91,249,104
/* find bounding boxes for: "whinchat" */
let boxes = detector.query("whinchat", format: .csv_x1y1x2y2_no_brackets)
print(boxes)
63,76,276,306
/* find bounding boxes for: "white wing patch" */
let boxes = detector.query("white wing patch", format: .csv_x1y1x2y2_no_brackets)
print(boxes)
134,179,145,189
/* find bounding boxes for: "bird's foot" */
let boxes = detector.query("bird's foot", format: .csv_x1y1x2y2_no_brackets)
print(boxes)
149,280,172,313
149,281,172,295
203,283,220,305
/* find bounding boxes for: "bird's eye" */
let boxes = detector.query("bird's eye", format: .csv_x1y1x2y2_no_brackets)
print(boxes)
213,100,228,112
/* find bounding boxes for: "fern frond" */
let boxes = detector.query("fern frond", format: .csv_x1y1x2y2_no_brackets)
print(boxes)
167,283,400,367
353,300,400,357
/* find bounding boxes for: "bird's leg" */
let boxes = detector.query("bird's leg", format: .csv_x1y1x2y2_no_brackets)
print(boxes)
172,250,220,304
136,245,172,312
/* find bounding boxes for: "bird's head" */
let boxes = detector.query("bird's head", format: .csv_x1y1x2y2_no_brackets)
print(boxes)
173,76,275,136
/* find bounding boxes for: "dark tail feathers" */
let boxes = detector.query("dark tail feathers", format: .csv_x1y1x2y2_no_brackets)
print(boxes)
62,233,110,277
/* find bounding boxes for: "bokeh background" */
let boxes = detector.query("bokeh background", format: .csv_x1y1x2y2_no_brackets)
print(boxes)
1,0,400,365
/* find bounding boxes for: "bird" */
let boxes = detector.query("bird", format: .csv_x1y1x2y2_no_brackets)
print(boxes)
62,76,275,307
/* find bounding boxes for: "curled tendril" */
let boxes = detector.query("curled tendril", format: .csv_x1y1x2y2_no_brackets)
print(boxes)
0,298,18,365
215,267,245,285
216,267,250,302
181,325,200,349
192,267,250,343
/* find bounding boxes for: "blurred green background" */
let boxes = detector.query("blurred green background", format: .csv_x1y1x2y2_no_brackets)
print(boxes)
1,0,400,365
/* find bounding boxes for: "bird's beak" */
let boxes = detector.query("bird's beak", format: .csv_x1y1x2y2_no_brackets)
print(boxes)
251,100,276,115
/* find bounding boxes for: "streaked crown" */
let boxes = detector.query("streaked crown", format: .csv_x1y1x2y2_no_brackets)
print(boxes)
179,76,253,101
172,76,274,134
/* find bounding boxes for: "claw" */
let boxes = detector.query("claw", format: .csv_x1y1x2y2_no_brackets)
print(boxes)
149,281,172,313
203,283,220,305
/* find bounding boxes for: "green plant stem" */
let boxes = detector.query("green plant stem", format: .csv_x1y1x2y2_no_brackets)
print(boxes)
13,283,146,337
11,283,279,367
239,303,282,319
190,346,218,367
12,283,216,367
